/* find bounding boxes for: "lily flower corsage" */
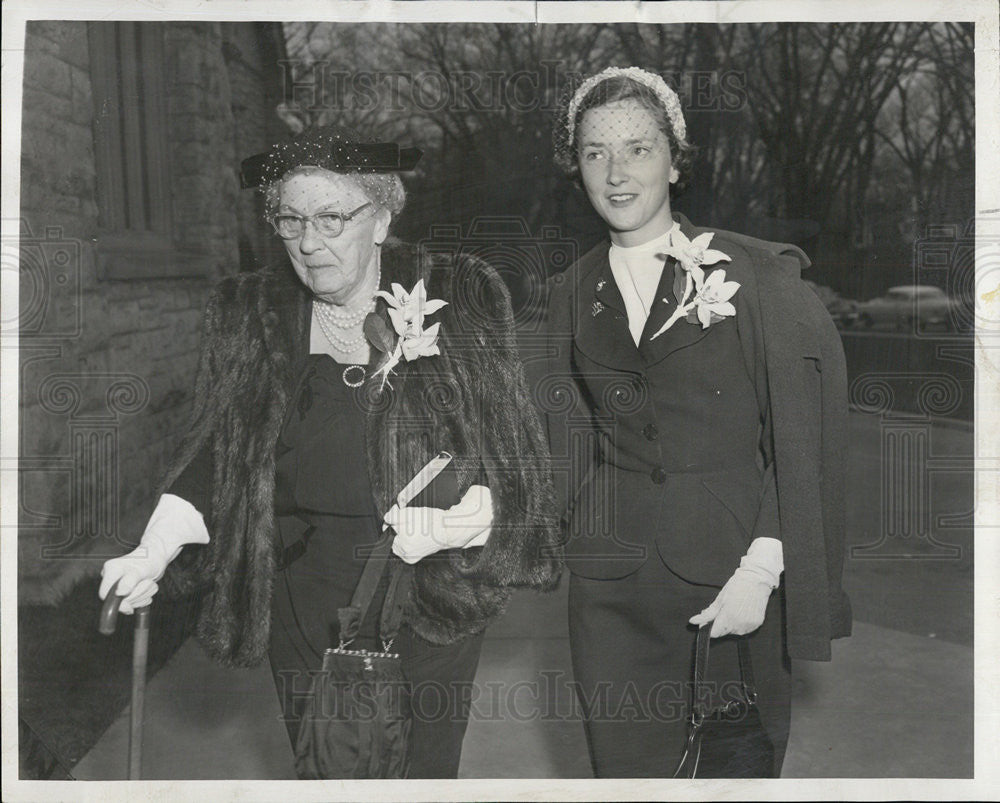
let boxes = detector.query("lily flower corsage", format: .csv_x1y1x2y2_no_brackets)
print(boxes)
365,279,448,389
650,230,739,339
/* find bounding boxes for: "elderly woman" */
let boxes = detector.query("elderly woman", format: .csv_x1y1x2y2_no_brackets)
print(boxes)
100,124,561,778
543,67,851,777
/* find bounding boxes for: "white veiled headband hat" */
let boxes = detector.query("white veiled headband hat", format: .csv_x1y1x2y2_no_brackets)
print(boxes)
566,66,686,144
554,66,690,175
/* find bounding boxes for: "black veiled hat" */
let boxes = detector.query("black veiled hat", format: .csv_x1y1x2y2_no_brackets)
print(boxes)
240,125,423,190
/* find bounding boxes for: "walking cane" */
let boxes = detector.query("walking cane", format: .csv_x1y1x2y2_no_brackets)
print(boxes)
98,580,150,780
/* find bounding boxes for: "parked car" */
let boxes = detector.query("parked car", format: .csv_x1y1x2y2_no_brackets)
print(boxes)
855,285,957,332
803,280,859,329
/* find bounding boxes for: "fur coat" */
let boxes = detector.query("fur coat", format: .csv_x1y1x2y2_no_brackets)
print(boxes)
162,241,562,668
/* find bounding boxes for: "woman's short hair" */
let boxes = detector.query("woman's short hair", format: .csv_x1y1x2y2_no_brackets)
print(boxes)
555,73,695,191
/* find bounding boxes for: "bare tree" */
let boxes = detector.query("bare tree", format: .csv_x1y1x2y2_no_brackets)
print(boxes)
278,21,972,294
281,22,619,234
875,22,974,236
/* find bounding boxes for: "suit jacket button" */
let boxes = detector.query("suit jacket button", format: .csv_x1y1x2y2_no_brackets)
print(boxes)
643,423,659,441
650,467,667,484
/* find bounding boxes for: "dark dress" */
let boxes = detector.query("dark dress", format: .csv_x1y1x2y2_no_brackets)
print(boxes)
171,353,483,778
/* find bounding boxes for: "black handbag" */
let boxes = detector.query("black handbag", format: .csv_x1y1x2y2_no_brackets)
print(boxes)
673,626,775,778
293,535,414,779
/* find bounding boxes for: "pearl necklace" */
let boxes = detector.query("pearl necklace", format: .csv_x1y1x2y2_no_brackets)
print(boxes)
313,298,372,328
312,267,381,354
314,315,368,353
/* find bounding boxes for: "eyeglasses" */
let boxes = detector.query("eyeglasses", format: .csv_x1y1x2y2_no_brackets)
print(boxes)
268,202,372,239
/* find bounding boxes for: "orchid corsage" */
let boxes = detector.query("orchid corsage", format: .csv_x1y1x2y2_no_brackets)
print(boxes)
649,230,740,339
364,279,447,389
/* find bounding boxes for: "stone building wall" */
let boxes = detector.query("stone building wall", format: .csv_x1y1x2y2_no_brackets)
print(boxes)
222,24,290,270
17,21,288,602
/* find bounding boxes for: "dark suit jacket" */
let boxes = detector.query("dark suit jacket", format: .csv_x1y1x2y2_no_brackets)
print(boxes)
543,214,851,661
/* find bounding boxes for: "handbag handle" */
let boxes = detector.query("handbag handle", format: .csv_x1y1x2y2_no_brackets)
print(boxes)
336,535,411,651
674,626,759,778
336,452,451,651
692,625,758,717
377,554,412,649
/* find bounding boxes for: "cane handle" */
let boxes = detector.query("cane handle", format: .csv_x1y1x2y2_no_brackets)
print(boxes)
99,580,122,635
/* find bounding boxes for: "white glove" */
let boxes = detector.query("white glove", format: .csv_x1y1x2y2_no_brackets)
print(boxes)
384,484,493,565
99,494,210,614
689,537,783,638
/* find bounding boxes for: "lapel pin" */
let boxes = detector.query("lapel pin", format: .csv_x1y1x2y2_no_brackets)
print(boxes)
595,278,606,292
592,301,605,317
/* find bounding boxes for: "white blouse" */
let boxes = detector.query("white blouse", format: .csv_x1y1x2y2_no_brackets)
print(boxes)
608,221,680,346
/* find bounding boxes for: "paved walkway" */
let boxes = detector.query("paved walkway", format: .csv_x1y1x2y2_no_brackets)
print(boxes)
71,590,973,780
72,413,975,779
